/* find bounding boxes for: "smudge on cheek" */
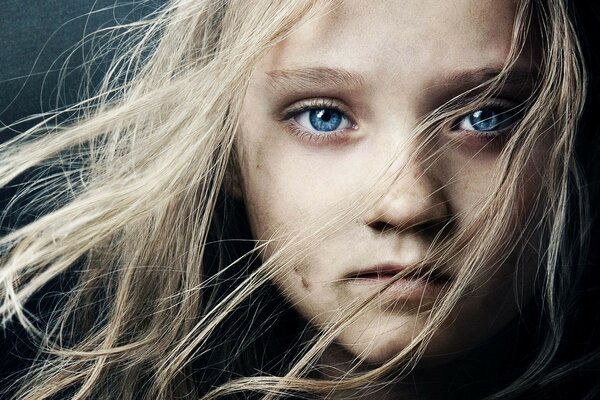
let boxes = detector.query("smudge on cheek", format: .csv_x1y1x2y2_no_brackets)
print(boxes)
294,267,310,290
301,277,309,290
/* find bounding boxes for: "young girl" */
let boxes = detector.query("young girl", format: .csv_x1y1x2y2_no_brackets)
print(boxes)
1,0,599,398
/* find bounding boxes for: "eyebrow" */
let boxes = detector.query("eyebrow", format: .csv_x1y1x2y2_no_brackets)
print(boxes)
264,66,536,94
265,66,366,92
433,67,536,91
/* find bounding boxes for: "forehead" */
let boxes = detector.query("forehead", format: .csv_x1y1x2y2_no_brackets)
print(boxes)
255,0,521,87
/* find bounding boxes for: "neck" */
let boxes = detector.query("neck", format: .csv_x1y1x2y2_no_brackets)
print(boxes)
318,318,537,400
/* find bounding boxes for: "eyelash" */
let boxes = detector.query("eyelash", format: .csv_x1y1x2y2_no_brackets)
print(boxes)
282,98,523,144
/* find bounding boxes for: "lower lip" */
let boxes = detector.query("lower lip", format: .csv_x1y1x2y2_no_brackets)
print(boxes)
347,274,449,302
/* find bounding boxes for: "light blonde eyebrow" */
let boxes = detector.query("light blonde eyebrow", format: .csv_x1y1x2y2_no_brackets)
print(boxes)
265,66,366,92
423,66,537,107
264,65,537,99
438,67,537,90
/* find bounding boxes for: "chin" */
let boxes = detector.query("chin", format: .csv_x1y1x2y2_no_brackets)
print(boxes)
348,341,469,370
341,326,474,368
341,334,416,366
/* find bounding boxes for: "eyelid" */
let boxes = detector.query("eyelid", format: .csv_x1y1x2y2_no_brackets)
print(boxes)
281,98,356,123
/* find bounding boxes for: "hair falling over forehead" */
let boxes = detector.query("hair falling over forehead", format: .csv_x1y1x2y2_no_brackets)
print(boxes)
0,0,594,399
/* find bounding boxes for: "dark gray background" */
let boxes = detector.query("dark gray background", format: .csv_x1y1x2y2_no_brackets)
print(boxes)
0,0,164,137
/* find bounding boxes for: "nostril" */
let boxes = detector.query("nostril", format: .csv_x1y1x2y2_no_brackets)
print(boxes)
362,172,452,235
368,215,454,238
369,220,393,233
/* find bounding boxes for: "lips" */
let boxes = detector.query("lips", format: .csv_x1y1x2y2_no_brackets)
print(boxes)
343,263,453,302
347,264,452,283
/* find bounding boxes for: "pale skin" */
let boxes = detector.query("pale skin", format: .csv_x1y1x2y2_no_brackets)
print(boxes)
238,0,545,398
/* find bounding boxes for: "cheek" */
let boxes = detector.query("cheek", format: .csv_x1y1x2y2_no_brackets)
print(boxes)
237,135,367,242
236,134,320,289
239,148,312,242
236,135,361,324
237,131,293,240
443,136,549,224
434,140,550,327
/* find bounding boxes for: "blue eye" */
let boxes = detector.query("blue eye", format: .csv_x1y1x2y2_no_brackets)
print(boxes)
293,107,353,133
457,107,519,133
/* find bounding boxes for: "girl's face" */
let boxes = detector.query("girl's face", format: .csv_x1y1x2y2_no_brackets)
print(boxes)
238,0,545,364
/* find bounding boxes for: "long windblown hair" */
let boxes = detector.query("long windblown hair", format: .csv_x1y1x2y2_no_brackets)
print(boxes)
0,0,598,399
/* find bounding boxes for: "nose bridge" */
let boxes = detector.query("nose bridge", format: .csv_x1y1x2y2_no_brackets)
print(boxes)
366,139,448,231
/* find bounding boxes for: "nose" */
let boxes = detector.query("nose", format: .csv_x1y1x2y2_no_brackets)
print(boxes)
364,166,450,235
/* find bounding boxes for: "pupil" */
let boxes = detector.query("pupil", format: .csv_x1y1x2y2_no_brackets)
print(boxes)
318,110,332,122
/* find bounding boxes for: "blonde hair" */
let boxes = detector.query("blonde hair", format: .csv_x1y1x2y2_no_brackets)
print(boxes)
0,0,595,398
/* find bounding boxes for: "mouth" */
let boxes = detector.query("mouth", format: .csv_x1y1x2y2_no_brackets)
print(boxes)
344,264,453,302
350,265,451,282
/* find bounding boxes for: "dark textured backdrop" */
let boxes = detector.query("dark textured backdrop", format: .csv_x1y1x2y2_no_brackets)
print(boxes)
0,0,164,137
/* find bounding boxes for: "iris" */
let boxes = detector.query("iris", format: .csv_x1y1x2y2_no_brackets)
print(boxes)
309,109,343,132
468,109,506,132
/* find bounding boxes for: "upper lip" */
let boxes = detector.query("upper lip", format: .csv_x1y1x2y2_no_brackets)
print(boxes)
345,263,453,283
